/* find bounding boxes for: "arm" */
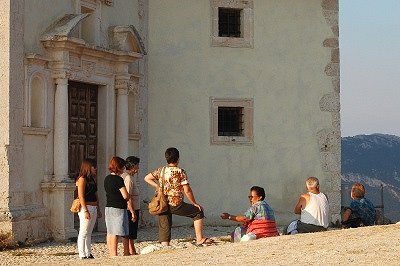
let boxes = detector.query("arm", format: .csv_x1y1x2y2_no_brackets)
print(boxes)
127,198,136,221
124,175,135,214
342,208,352,222
119,186,130,200
183,184,203,211
119,187,136,221
294,194,307,214
144,173,160,191
77,177,90,220
220,212,251,223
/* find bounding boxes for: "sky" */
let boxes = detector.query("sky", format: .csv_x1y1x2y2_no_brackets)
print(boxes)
339,0,400,137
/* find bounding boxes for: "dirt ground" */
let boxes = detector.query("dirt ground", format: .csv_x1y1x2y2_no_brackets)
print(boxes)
1,224,399,265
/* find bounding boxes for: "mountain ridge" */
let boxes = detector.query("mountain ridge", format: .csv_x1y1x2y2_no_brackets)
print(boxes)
341,133,400,222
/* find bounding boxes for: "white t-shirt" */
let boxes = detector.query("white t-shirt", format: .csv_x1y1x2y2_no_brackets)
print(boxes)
121,172,141,210
300,192,329,228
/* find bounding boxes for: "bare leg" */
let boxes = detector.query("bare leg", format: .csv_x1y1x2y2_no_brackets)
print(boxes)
107,234,118,256
128,239,137,255
194,218,205,243
122,237,130,256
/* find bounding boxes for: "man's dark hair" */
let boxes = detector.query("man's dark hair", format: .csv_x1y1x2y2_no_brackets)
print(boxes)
125,156,140,170
250,186,266,200
165,147,179,164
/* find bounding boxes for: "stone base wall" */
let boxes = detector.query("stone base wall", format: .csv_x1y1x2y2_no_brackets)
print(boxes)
0,206,50,244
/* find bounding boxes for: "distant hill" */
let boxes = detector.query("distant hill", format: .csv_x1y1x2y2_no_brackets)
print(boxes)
341,134,400,222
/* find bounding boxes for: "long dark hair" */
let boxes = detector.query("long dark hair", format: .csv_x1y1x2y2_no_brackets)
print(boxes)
77,158,97,180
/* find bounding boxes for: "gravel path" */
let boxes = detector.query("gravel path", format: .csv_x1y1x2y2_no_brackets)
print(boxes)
0,225,235,265
1,224,400,265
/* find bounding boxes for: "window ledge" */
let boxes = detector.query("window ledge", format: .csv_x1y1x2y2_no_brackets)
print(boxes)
22,127,52,136
211,36,253,48
211,136,253,145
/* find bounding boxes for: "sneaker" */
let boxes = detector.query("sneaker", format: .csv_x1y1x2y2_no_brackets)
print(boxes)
86,254,95,259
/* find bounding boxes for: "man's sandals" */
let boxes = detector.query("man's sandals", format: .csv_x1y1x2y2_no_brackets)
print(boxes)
195,238,215,247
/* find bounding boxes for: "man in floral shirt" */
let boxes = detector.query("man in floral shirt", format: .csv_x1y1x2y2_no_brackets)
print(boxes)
144,147,213,246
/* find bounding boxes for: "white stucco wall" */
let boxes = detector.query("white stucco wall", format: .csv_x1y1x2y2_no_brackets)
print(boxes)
147,0,339,225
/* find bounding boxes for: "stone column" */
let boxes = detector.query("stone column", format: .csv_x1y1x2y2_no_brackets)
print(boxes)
53,78,69,181
41,76,77,240
115,76,129,158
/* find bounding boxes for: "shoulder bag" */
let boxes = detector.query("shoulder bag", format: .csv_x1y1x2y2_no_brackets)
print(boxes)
70,198,81,213
148,166,169,215
70,177,94,213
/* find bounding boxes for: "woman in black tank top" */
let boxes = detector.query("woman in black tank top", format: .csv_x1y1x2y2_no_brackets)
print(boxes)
76,159,101,259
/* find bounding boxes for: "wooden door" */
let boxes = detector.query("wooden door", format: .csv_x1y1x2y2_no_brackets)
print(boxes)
68,81,98,180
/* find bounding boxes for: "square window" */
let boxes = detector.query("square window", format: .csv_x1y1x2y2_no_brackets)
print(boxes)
218,107,243,136
218,8,242,37
211,0,253,48
211,98,253,145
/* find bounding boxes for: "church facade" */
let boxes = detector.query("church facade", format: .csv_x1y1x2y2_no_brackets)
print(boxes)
0,0,340,243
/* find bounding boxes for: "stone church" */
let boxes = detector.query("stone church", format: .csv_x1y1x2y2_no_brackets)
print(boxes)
0,0,340,243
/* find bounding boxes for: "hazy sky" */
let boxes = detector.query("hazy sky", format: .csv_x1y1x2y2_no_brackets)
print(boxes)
340,0,400,137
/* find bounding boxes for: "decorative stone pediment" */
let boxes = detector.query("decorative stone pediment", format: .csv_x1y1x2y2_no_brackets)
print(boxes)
40,14,90,42
40,14,146,57
109,25,147,55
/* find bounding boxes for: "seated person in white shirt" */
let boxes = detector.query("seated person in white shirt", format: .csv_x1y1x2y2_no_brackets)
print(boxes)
286,177,329,234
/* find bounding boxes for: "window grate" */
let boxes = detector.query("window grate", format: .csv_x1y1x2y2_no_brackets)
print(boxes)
218,107,244,136
218,8,241,37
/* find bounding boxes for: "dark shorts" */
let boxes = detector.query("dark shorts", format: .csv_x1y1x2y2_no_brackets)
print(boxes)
169,202,204,220
125,209,140,239
297,220,327,233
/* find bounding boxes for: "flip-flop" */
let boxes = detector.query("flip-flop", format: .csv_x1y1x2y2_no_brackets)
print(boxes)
195,238,215,247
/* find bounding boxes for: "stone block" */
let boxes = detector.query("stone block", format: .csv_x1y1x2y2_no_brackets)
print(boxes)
322,0,339,11
317,128,340,153
331,48,340,63
331,77,340,93
331,112,341,132
323,38,338,48
323,10,338,28
331,26,339,37
325,62,339,77
320,93,340,112
320,152,340,172
328,191,341,210
330,172,341,191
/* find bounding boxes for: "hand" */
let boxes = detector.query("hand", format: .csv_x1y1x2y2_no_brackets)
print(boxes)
84,211,90,220
131,211,136,222
220,213,230,219
193,203,203,212
97,209,102,219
